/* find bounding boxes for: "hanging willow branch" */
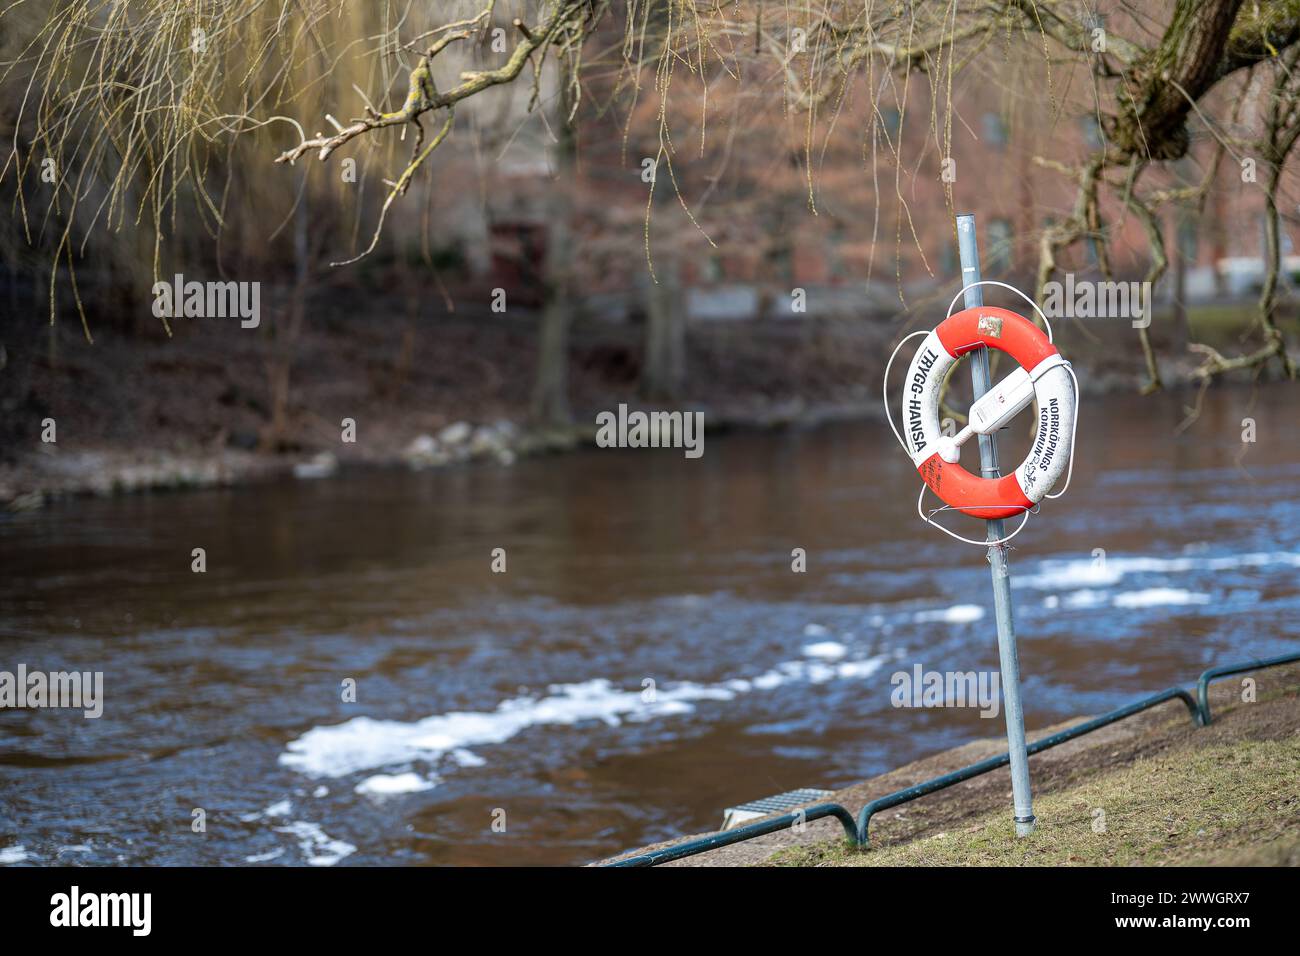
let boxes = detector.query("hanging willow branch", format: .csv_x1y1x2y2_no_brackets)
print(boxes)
7,0,1300,368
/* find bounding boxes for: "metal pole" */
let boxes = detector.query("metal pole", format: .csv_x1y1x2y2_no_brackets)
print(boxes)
955,214,1035,836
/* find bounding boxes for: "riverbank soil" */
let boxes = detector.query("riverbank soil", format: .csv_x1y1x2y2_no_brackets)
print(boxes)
2,295,1286,505
604,663,1300,866
0,301,890,503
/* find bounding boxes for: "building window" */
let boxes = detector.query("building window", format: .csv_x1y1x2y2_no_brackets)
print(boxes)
987,219,1013,274
940,241,958,278
982,113,1008,150
1177,216,1199,263
879,107,902,138
1081,115,1104,150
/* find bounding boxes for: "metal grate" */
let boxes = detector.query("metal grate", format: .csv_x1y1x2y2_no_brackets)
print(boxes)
722,788,833,830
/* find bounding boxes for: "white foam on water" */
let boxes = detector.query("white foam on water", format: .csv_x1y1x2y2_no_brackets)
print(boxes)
1044,588,1210,611
802,641,847,660
1039,589,1109,609
273,821,356,866
240,798,291,822
282,679,730,778
629,699,695,718
281,652,889,781
805,662,837,683
0,845,28,865
1064,589,1110,609
835,658,887,679
355,772,438,796
244,848,286,863
1015,550,1300,591
450,748,486,768
803,623,830,637
914,604,985,624
1112,588,1211,609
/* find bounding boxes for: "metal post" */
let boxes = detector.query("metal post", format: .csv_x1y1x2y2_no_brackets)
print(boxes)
955,214,1035,836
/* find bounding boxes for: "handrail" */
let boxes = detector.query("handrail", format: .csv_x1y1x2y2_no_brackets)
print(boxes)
1196,651,1300,725
600,651,1300,867
605,802,858,867
857,686,1197,843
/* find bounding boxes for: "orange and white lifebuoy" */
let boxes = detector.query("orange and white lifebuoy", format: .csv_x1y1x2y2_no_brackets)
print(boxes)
901,306,1075,520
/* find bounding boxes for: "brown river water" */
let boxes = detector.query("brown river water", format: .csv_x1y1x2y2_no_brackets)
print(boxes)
2,385,1299,865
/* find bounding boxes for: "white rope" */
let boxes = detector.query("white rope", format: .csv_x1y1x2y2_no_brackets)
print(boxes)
883,330,931,456
945,279,1055,341
916,486,1033,547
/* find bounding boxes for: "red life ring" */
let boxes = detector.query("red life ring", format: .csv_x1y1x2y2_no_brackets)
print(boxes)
900,306,1075,520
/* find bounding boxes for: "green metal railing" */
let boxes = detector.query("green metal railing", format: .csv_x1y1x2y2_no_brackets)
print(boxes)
603,650,1300,867
1195,651,1300,725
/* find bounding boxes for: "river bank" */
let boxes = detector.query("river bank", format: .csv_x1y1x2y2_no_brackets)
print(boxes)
605,663,1300,866
0,397,894,510
0,296,1279,510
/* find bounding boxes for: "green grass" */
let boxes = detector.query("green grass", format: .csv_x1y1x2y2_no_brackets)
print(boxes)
1179,304,1300,346
768,736,1300,866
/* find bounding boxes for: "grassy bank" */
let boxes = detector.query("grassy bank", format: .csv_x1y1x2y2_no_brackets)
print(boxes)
770,675,1300,867
603,664,1300,867
773,738,1298,866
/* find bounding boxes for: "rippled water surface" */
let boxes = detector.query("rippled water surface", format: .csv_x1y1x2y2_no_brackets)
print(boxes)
2,387,1298,865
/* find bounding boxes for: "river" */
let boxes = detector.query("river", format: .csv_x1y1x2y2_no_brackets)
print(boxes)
2,385,1298,865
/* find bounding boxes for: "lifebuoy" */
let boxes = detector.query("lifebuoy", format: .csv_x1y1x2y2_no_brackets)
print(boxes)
901,306,1075,520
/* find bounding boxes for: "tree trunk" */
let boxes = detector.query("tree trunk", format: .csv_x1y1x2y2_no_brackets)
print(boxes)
1211,186,1227,297
1172,209,1190,353
262,172,310,451
531,94,576,427
641,251,685,400
532,243,572,425
1113,0,1245,160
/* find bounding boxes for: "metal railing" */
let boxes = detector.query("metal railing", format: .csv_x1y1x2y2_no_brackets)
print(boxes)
602,650,1300,867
